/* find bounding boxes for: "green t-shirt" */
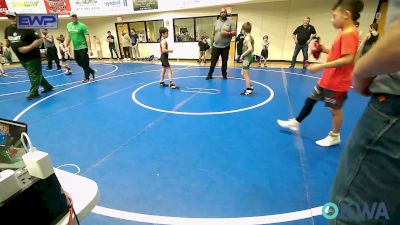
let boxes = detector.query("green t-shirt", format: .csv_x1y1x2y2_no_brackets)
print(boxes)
66,21,89,50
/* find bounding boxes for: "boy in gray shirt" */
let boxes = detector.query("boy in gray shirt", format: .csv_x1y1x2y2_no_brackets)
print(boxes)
42,29,61,70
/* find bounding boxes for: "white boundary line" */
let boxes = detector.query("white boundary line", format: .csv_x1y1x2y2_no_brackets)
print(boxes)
280,68,316,225
0,90,31,97
0,63,166,97
0,64,118,97
92,206,323,225
3,65,59,75
13,66,190,120
3,70,26,74
1,74,25,79
0,70,68,85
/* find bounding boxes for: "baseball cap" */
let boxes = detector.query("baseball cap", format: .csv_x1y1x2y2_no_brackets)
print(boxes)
69,11,77,17
6,10,17,17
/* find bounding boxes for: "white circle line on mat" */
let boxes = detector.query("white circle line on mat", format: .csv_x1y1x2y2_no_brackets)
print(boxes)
132,76,274,115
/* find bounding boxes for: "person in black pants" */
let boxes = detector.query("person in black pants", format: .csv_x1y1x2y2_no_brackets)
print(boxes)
106,31,120,61
65,12,95,83
42,29,61,70
4,11,53,100
235,30,245,63
289,17,316,69
206,8,236,80
73,49,94,81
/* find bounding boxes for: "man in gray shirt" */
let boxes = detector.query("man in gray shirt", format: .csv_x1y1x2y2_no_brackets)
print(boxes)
206,8,236,80
329,0,400,224
42,29,61,70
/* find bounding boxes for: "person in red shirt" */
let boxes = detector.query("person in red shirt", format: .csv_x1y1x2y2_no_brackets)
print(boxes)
277,0,363,147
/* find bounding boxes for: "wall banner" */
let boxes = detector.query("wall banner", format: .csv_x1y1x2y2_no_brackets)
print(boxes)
133,0,158,11
44,0,71,15
5,0,47,14
70,0,133,16
0,0,8,17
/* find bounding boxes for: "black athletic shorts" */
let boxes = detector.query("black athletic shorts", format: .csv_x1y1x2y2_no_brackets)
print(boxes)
261,49,268,59
60,52,67,62
310,85,348,109
160,53,170,68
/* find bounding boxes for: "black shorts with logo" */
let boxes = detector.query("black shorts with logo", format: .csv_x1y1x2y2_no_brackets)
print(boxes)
160,53,170,68
310,85,348,109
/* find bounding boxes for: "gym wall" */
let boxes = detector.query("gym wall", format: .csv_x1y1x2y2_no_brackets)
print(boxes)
0,0,379,63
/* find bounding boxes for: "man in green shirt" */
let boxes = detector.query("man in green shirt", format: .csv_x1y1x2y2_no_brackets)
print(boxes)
4,11,53,100
65,12,95,83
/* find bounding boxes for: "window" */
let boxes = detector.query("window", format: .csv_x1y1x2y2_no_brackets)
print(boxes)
129,21,147,42
126,20,164,43
146,20,164,43
227,15,238,42
195,17,216,41
173,15,238,43
173,18,195,42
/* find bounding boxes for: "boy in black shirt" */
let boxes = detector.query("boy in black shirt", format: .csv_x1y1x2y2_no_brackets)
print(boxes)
4,11,53,100
159,27,177,89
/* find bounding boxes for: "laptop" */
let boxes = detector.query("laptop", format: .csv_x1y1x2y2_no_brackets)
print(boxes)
0,118,28,171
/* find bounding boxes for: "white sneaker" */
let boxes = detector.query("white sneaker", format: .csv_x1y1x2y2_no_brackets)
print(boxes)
277,118,300,133
316,132,341,147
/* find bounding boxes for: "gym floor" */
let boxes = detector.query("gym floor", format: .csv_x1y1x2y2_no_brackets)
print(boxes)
0,61,368,225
